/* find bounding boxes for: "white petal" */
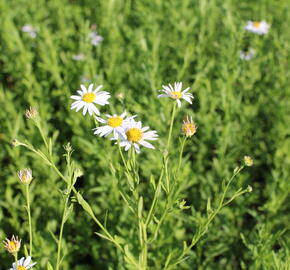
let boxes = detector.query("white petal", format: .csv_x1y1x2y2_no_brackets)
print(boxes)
125,143,131,151
88,104,93,115
141,126,150,132
176,99,181,107
120,141,129,147
19,257,25,265
91,105,100,115
70,95,81,100
182,96,192,104
80,84,87,93
157,94,168,98
71,101,81,109
28,262,37,269
76,102,85,112
88,84,93,92
96,117,107,123
134,143,141,153
100,126,113,137
139,140,155,149
82,105,88,115
24,256,32,266
94,85,103,92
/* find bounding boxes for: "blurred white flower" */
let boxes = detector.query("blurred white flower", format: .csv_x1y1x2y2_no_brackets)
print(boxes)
239,49,256,61
70,84,110,116
93,112,135,139
80,76,92,83
10,256,36,270
89,31,103,46
245,21,270,35
72,53,86,61
118,120,158,153
158,82,193,107
21,24,38,38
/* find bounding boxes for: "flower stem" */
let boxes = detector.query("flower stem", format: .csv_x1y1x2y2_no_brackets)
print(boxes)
14,253,18,269
26,184,33,257
56,196,69,270
35,120,49,150
175,137,187,178
166,103,177,151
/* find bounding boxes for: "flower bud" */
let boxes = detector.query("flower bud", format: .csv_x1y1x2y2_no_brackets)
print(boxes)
244,156,253,167
182,116,197,137
74,168,83,178
25,107,38,120
247,185,253,192
11,139,21,147
17,168,33,185
3,235,21,254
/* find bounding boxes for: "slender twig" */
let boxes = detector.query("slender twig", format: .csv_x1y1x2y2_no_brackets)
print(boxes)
26,184,33,257
166,103,177,151
56,196,69,270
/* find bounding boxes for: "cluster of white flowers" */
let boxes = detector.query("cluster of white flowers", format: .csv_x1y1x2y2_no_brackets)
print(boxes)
239,48,256,61
241,20,270,61
89,31,103,46
70,82,194,153
245,21,270,35
72,53,86,61
21,25,38,38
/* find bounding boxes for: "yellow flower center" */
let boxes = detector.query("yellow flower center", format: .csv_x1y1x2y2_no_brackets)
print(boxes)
8,241,17,251
126,128,143,142
17,267,27,270
82,92,96,103
107,116,123,128
170,91,182,99
253,21,261,28
182,123,196,137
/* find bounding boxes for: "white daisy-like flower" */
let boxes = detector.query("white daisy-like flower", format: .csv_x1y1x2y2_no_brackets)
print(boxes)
158,82,193,107
21,25,38,38
245,21,270,35
70,84,110,116
10,256,37,270
89,31,103,46
72,53,86,61
80,76,92,83
93,112,135,139
239,49,256,61
118,120,158,153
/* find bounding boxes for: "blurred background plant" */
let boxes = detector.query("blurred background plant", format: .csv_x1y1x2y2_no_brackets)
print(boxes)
0,0,289,269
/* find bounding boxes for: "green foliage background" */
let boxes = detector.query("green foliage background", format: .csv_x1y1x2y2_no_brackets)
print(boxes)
0,0,289,269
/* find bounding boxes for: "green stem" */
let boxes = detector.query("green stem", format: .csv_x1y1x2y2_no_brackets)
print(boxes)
170,166,245,268
164,154,170,193
118,144,131,176
175,137,187,178
166,103,177,151
19,142,122,253
141,223,148,270
56,196,69,270
14,253,18,269
145,169,164,226
36,120,49,150
26,184,33,257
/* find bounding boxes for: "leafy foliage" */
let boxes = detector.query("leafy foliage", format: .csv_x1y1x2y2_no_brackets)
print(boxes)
0,0,289,269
